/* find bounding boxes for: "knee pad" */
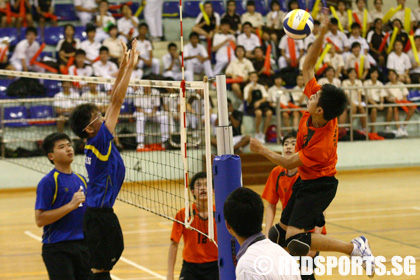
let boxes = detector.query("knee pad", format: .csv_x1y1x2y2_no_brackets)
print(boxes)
268,223,287,247
90,272,111,280
286,232,311,256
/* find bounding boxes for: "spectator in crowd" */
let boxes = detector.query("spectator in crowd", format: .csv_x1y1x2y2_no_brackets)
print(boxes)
192,1,220,40
57,24,81,67
0,0,12,27
387,40,411,84
225,45,255,99
240,0,263,30
385,69,415,136
244,72,273,143
353,0,372,32
348,23,369,57
103,25,123,64
189,89,217,136
80,82,108,113
80,25,101,63
268,75,291,131
367,18,387,67
7,27,41,72
318,67,342,88
68,49,93,90
221,0,241,35
93,46,118,78
144,0,163,41
324,46,344,78
364,68,387,133
184,32,214,80
280,74,306,131
391,0,416,32
252,46,274,87
54,81,80,132
304,20,320,51
117,3,139,43
11,0,33,28
337,0,349,31
341,68,367,131
261,30,280,64
287,0,298,11
291,74,306,107
345,42,370,80
326,18,349,54
33,0,57,30
136,23,160,75
408,35,420,84
162,43,193,81
391,19,408,48
370,0,383,21
265,0,285,35
0,40,9,69
212,19,236,75
237,21,261,59
278,31,304,69
134,86,169,151
74,0,98,26
95,0,116,43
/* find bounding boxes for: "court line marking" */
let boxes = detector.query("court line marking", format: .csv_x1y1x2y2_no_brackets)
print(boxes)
412,207,420,211
328,212,420,222
124,228,170,234
24,231,165,280
327,206,418,215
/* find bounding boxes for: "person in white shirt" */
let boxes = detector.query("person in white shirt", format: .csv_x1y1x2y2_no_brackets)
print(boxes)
324,46,344,78
364,68,388,133
278,34,304,69
134,86,169,151
353,0,372,32
162,43,193,81
244,72,273,143
387,40,411,84
325,18,349,54
80,25,101,63
54,81,80,132
79,82,108,113
337,0,349,31
225,45,255,99
348,23,370,56
144,0,163,41
318,67,342,88
240,0,264,29
192,1,220,40
68,49,93,92
95,0,116,43
224,187,301,280
341,68,367,131
117,4,139,43
8,27,42,72
74,0,98,26
268,75,297,131
408,35,420,84
212,19,236,75
391,0,416,32
237,22,261,59
266,0,285,32
103,25,123,64
385,69,415,136
184,32,214,80
304,20,320,51
370,0,383,21
136,23,160,75
93,46,118,92
344,42,370,80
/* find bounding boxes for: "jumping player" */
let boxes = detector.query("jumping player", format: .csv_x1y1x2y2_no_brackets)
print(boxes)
250,16,375,277
69,39,139,280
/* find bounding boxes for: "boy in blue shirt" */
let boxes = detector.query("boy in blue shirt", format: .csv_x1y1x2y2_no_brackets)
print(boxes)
69,39,139,280
35,132,90,280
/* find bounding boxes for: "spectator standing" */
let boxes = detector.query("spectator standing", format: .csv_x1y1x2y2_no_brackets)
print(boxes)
144,0,163,41
95,0,116,43
103,25,123,64
117,3,139,43
408,35,420,84
370,0,383,21
34,0,57,30
74,0,98,26
80,25,101,63
212,19,236,75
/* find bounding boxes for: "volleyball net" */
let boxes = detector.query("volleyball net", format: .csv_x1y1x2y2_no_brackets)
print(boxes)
0,69,215,242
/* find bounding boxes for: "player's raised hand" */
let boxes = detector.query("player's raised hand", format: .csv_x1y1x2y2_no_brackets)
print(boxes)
119,39,129,68
250,138,265,154
129,38,140,69
69,188,85,210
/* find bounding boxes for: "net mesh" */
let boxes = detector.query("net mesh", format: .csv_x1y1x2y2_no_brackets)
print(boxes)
0,70,215,241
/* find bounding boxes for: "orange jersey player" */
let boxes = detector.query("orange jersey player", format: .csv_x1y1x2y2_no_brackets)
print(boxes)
251,14,376,278
167,172,218,280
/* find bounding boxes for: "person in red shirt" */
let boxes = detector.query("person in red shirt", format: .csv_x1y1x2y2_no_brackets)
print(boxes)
167,172,218,280
251,15,375,278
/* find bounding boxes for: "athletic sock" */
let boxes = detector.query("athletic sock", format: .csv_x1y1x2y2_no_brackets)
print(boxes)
350,243,358,257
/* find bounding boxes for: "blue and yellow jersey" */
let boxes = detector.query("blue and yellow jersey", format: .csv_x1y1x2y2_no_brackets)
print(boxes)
35,169,87,244
84,122,125,208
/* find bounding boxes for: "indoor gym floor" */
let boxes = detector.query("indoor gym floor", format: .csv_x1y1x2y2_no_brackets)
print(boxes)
1,168,419,279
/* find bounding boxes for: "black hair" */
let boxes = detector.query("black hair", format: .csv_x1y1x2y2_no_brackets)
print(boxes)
351,22,361,30
99,46,109,53
86,23,96,33
325,66,335,73
282,131,297,146
64,23,75,32
249,71,258,76
388,69,398,77
373,18,382,27
227,0,235,5
246,0,255,7
368,66,379,78
234,45,245,56
108,24,117,32
270,0,280,10
313,20,321,26
253,46,263,53
415,35,420,40
330,17,338,25
227,98,232,104
69,104,99,139
75,49,86,56
138,22,149,29
224,187,264,238
347,67,357,75
318,84,349,121
168,42,177,49
189,32,199,39
373,0,382,4
288,0,298,11
392,18,403,27
351,42,361,50
189,171,206,191
394,39,404,46
42,133,72,164
203,1,212,6
26,27,38,36
100,0,108,4
338,0,346,5
221,18,231,26
242,21,253,28
355,0,365,4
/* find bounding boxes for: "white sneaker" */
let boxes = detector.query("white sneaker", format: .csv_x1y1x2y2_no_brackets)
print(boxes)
397,128,406,138
385,126,392,132
351,235,375,278
401,126,408,137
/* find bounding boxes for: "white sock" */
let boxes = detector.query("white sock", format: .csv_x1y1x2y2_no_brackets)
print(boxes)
350,243,358,257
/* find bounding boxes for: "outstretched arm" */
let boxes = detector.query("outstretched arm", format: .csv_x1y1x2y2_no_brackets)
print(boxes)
302,14,330,85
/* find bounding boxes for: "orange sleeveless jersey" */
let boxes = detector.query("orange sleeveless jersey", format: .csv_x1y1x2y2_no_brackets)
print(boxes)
296,78,338,181
170,204,218,263
262,166,327,234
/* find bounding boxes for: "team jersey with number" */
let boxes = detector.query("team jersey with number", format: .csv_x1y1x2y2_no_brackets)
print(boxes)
170,204,218,263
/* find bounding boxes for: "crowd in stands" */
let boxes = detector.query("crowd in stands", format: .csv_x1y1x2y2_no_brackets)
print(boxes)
1,0,420,148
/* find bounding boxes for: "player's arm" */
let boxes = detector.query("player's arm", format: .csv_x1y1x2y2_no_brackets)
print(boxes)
302,15,330,85
105,39,139,134
167,240,179,280
265,202,277,236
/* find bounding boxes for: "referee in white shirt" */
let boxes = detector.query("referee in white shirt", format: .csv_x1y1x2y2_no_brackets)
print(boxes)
224,187,301,280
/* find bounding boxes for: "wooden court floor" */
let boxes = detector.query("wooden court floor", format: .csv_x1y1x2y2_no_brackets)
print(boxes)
1,168,420,279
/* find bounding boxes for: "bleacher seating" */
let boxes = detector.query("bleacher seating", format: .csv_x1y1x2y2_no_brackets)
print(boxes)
29,105,56,126
19,27,43,43
163,1,179,18
234,0,247,15
0,28,19,47
42,80,61,97
0,80,13,99
254,0,268,15
211,1,225,16
4,106,28,127
54,4,78,21
74,26,87,41
44,26,64,45
184,1,201,18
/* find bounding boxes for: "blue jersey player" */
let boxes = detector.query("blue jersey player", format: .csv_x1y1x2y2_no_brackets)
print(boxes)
35,133,90,280
69,39,139,280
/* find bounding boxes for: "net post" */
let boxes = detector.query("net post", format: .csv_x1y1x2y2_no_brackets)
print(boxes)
214,74,241,280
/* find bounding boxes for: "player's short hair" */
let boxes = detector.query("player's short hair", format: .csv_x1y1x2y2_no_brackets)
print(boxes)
189,171,207,191
99,46,109,53
69,103,99,139
189,32,199,39
224,187,264,238
75,49,86,56
42,133,72,164
246,0,255,7
313,20,321,26
351,22,361,30
26,27,38,36
351,42,361,50
338,0,346,5
138,22,148,29
168,42,177,49
282,131,297,146
330,17,338,25
318,84,349,121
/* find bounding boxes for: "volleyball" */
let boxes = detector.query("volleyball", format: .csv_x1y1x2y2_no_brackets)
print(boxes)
283,9,314,40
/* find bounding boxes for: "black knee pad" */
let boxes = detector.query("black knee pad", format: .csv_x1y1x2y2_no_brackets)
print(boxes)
286,232,311,256
268,223,287,247
90,272,111,280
